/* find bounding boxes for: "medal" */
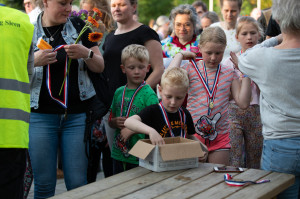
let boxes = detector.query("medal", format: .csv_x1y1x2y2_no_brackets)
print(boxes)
190,59,221,115
209,101,214,109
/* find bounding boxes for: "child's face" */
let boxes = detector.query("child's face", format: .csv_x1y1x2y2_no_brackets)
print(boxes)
200,42,225,68
121,57,150,87
236,23,259,51
159,84,187,113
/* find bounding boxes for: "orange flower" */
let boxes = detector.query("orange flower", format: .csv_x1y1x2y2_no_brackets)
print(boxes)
93,8,102,18
88,16,99,28
88,32,103,42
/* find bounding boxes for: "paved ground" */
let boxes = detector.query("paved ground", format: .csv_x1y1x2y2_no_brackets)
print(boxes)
27,171,105,199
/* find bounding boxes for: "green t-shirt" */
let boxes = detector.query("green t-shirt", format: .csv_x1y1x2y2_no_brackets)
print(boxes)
111,84,158,164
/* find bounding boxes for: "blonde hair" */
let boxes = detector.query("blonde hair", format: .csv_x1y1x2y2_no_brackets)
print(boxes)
199,26,227,48
80,0,114,32
121,44,149,65
236,16,264,38
161,67,189,91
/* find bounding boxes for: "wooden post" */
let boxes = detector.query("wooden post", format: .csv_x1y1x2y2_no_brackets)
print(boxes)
209,0,214,11
257,0,261,10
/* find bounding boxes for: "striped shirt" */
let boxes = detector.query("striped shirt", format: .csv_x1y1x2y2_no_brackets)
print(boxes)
182,60,238,135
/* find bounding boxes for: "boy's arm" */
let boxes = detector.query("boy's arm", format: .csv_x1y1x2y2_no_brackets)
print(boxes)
231,77,252,109
168,51,196,68
124,115,165,145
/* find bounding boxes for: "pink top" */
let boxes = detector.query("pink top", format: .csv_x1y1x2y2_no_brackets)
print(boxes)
223,54,260,105
182,60,238,135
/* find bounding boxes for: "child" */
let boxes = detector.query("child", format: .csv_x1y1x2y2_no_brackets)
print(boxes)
108,44,159,174
223,16,263,169
124,67,200,145
169,26,251,165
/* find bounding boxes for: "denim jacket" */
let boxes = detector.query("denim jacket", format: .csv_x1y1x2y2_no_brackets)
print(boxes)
31,12,96,109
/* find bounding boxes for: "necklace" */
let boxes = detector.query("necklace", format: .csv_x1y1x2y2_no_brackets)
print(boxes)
45,25,61,42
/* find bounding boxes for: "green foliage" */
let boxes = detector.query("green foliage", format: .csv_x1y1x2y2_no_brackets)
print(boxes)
1,0,24,11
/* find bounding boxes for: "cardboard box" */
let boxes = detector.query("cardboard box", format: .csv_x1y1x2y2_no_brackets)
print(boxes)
129,137,205,172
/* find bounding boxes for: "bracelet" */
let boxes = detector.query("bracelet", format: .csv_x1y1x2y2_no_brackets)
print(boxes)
177,51,184,57
243,74,248,78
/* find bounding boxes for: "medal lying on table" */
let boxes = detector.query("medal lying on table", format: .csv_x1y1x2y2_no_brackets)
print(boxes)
224,174,270,187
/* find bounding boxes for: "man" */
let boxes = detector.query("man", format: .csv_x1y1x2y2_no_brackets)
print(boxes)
192,1,208,18
0,5,34,199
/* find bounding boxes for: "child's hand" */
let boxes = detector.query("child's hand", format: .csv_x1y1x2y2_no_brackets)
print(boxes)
198,152,208,163
177,51,196,60
149,130,165,145
120,128,134,142
230,51,239,70
110,116,126,129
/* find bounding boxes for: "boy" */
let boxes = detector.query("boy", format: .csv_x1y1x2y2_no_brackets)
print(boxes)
108,44,159,174
125,67,204,146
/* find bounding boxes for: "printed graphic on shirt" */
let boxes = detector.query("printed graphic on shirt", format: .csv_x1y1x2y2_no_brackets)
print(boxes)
114,134,130,157
160,120,187,137
195,112,221,141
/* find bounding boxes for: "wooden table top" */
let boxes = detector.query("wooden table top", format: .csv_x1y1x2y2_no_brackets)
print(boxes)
51,163,295,199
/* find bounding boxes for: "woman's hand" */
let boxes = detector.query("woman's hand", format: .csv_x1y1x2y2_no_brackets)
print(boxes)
34,49,57,66
64,44,89,60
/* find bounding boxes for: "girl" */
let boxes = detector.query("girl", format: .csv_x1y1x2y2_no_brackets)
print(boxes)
169,26,251,165
223,16,263,169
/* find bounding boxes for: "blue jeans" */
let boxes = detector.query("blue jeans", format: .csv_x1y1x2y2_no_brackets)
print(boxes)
261,137,300,199
29,112,88,199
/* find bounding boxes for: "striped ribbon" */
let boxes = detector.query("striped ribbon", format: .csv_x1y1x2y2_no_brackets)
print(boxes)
158,102,186,138
224,174,270,187
46,45,68,109
190,59,221,115
120,81,146,118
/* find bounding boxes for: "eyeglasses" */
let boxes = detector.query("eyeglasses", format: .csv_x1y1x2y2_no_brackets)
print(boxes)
175,23,192,30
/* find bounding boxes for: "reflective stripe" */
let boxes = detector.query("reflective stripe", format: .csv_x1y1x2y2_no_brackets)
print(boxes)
0,108,30,123
0,78,30,94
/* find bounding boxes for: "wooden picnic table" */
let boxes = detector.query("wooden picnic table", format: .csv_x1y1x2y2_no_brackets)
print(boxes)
51,163,294,199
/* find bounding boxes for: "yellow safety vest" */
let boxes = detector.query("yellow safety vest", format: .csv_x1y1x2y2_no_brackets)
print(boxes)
0,6,34,148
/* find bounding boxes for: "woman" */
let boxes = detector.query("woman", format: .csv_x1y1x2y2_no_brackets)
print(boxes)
211,0,241,62
102,0,164,150
161,4,201,58
238,0,300,198
200,11,219,30
29,0,104,197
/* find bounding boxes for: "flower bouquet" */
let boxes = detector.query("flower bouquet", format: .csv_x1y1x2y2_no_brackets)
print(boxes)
59,8,104,95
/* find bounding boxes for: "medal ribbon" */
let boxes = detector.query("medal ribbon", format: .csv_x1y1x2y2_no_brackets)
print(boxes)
158,102,186,137
46,45,68,109
190,59,221,115
224,174,270,187
120,81,146,118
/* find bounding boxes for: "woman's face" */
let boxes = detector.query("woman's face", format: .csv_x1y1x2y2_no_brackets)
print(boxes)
221,1,240,26
111,0,136,24
174,14,194,44
44,0,72,26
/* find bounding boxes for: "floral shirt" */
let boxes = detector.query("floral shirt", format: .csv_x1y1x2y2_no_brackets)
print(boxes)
161,35,201,58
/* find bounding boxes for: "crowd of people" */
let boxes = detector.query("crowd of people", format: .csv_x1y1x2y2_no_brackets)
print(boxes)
1,0,300,198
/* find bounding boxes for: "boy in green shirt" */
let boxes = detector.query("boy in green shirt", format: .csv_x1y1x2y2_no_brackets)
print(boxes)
109,44,159,174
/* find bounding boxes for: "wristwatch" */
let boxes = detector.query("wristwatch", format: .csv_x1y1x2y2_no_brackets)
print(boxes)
84,49,94,61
